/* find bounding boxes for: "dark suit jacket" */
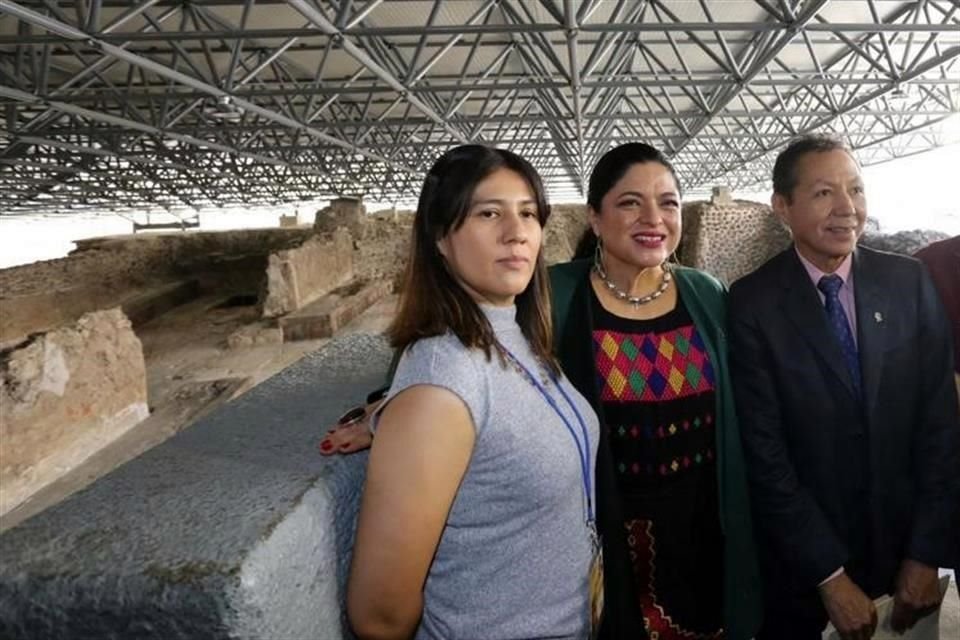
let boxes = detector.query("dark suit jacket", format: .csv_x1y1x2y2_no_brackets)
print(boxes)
914,235,960,373
727,245,960,617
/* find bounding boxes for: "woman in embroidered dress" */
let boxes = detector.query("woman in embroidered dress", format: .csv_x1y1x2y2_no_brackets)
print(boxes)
347,144,600,640
328,143,762,640
547,143,760,639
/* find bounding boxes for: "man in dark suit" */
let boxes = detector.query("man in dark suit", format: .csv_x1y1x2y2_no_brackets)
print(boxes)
728,134,960,640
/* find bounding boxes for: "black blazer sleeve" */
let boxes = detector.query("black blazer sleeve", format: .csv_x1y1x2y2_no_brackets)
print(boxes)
727,281,849,587
906,265,960,567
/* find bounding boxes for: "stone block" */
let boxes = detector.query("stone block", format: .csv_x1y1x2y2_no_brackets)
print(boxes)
710,186,733,205
0,308,149,517
680,198,790,285
313,197,365,236
262,229,354,318
0,333,392,640
280,280,393,342
226,323,284,350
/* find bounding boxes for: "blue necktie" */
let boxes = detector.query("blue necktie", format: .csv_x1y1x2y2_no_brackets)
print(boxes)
817,274,861,394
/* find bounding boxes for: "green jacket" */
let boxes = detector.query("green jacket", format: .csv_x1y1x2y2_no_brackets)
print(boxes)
549,259,763,640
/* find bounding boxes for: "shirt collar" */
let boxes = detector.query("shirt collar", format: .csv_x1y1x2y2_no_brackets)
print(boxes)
795,246,853,288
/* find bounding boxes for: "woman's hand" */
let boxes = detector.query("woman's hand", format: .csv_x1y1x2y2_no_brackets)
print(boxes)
319,400,380,455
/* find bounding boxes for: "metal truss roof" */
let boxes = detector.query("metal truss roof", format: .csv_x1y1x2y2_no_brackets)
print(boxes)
1,0,958,215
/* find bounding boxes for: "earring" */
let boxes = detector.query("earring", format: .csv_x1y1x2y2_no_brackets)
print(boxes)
593,235,604,272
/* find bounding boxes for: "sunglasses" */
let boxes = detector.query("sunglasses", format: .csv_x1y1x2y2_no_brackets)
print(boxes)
336,406,367,427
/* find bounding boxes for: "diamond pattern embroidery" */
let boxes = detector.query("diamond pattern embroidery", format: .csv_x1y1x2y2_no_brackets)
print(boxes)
674,332,690,356
629,370,646,397
594,327,715,402
608,367,628,398
685,362,702,388
668,367,685,394
601,333,619,360
657,337,674,360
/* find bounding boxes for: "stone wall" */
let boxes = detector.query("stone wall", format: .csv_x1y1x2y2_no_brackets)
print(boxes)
2,286,132,350
352,211,413,288
859,229,950,255
544,204,589,265
0,229,312,299
0,308,149,517
262,229,355,318
0,228,312,346
679,195,791,285
346,204,589,292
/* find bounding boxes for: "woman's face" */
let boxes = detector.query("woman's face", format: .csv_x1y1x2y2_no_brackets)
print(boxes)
437,168,543,307
590,162,681,271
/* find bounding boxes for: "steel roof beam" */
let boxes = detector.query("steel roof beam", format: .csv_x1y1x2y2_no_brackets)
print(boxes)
0,0,417,174
563,0,585,193
675,0,832,156
286,0,470,144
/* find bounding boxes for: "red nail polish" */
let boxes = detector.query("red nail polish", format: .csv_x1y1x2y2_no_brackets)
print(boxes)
320,440,332,451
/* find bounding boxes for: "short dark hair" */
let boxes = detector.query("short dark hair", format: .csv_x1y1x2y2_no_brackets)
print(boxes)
388,145,558,374
586,142,681,211
772,134,856,198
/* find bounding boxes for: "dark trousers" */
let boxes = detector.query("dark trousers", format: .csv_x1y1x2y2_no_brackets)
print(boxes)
756,598,828,640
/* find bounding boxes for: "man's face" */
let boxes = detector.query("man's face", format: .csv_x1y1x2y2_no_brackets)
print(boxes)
773,148,867,273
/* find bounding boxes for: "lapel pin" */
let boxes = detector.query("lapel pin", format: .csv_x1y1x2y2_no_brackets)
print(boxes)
874,312,883,324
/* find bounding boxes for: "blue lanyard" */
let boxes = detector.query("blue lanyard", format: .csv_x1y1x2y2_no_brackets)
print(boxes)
499,345,594,525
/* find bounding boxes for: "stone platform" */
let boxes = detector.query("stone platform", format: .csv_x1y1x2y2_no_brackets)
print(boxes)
0,333,392,640
280,279,393,342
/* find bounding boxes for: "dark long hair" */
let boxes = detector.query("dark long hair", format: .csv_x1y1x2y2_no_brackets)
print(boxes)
586,142,682,212
388,145,558,374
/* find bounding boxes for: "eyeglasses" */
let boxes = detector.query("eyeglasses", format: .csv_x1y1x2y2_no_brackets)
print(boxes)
336,406,367,427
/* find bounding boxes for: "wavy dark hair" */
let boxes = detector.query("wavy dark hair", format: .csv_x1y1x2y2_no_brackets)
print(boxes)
388,145,558,374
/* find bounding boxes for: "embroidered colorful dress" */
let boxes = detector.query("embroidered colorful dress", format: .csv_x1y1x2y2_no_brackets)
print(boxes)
591,290,724,639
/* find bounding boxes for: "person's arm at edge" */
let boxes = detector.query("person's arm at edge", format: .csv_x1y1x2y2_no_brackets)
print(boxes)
905,264,960,567
890,265,960,631
346,385,475,639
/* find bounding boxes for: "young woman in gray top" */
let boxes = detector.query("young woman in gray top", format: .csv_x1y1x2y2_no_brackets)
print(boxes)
346,145,601,640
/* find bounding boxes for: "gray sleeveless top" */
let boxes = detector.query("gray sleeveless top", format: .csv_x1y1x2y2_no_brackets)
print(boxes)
376,304,599,639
